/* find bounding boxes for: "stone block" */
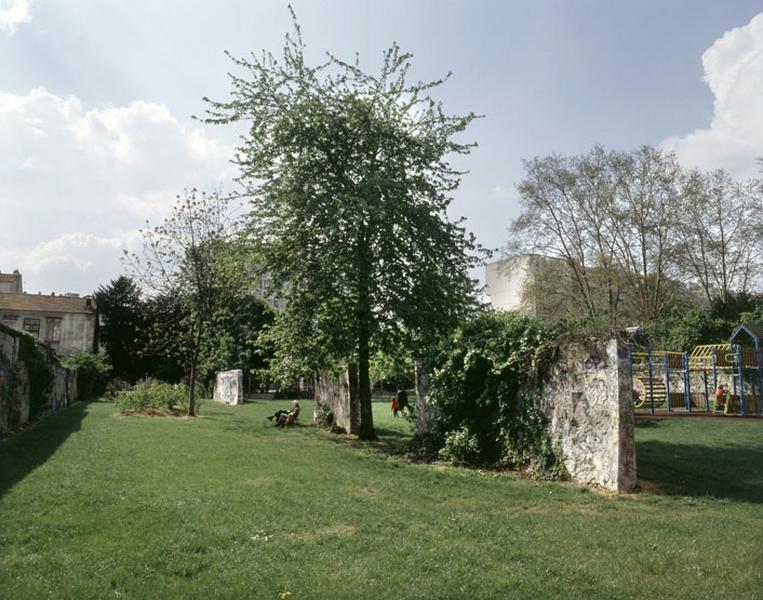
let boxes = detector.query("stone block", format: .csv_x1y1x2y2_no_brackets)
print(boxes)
540,338,636,491
314,364,359,434
213,369,244,405
414,357,438,435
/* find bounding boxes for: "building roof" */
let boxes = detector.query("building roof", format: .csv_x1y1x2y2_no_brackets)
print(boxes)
0,293,96,315
0,273,18,283
729,323,763,347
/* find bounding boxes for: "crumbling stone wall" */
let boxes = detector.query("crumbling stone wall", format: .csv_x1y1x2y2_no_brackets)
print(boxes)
314,363,359,435
50,365,71,412
413,337,636,491
213,369,244,405
540,338,636,491
414,358,438,434
0,326,77,436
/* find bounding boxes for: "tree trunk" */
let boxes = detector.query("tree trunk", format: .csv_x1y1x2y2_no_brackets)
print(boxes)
187,357,197,417
187,316,202,417
355,230,377,441
356,325,377,441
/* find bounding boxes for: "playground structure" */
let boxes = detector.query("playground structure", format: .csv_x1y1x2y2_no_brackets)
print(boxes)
629,324,763,416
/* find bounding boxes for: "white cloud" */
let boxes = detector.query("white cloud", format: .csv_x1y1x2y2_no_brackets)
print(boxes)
0,0,32,34
0,87,235,294
662,13,763,180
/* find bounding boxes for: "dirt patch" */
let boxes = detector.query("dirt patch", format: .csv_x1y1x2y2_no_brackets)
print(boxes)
116,407,188,418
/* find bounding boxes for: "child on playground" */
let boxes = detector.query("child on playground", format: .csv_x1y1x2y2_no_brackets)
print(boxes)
714,384,727,412
390,396,400,417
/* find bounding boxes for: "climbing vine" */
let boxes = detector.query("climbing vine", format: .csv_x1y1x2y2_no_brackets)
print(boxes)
17,333,54,416
426,312,566,477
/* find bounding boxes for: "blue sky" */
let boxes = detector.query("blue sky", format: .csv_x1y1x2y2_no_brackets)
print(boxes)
1,1,761,294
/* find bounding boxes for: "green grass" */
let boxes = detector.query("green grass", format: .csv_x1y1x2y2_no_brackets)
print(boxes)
1,402,762,599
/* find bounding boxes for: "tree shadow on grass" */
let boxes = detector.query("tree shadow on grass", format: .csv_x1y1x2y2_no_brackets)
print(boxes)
0,401,88,499
373,425,413,442
312,424,415,462
637,438,763,504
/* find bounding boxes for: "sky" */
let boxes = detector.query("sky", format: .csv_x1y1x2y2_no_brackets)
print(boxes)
1,0,762,295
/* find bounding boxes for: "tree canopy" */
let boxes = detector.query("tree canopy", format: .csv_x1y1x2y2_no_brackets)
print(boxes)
95,276,147,383
511,145,762,329
203,12,484,438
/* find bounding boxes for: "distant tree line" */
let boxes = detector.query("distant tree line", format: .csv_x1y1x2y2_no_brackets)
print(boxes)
510,145,763,343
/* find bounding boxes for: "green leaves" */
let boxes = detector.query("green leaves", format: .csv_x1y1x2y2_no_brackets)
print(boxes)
427,311,563,473
204,10,486,437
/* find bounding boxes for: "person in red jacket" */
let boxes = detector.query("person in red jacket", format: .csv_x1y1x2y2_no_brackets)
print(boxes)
714,384,727,412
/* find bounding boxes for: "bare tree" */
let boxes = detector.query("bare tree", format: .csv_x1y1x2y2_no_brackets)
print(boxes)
513,154,602,322
512,146,762,327
125,190,238,416
608,147,683,322
512,147,625,326
674,170,763,304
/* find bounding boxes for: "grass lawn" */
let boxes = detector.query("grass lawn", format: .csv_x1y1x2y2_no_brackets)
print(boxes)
1,401,762,599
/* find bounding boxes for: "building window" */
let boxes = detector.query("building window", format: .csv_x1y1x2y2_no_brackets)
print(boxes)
23,318,41,337
46,317,62,344
1,314,17,327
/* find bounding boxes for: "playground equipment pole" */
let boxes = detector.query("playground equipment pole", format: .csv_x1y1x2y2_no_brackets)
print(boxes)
711,347,718,401
664,354,671,413
703,369,709,412
683,352,692,413
647,347,655,415
737,345,746,416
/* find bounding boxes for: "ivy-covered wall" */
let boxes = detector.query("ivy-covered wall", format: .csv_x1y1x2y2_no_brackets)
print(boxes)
0,324,76,437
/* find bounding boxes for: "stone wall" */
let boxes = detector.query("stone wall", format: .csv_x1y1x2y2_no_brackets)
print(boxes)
539,338,636,491
314,364,359,435
0,325,77,436
213,369,244,405
50,365,75,412
414,358,438,434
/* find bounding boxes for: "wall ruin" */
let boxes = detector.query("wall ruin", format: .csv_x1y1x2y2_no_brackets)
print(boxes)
213,369,244,405
539,338,636,491
0,325,77,436
314,364,359,435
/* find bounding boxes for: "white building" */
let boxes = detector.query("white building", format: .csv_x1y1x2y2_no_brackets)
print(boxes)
485,254,567,317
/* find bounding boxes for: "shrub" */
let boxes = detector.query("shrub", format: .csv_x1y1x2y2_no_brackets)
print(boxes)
439,427,482,466
426,311,565,477
115,380,189,414
314,402,334,427
60,350,112,400
499,393,566,478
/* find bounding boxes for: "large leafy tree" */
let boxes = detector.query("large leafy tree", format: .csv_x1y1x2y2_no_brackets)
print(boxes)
198,293,275,390
203,14,482,439
95,276,147,383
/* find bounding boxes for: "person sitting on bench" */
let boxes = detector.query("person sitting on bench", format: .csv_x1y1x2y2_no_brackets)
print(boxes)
268,400,301,427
